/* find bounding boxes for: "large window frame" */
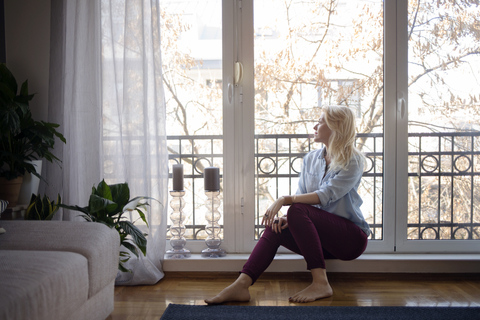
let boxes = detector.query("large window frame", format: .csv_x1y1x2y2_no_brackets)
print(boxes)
165,0,480,254
235,0,395,253
232,0,396,253
394,0,480,253
235,0,479,254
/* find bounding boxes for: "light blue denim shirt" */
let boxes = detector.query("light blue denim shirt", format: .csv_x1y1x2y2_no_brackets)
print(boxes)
296,147,371,236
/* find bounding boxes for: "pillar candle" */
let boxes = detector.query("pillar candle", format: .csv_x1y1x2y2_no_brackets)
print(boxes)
172,164,184,191
204,167,220,191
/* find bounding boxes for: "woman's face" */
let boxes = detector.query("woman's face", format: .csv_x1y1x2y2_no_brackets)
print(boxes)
313,114,332,145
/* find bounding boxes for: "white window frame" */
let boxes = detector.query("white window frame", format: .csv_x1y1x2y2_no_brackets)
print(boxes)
165,0,479,255
238,0,396,253
394,0,479,253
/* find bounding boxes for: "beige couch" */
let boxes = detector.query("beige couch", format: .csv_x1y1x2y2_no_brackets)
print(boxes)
0,220,120,320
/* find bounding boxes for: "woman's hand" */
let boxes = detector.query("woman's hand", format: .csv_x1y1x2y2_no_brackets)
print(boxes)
272,216,288,233
261,197,285,228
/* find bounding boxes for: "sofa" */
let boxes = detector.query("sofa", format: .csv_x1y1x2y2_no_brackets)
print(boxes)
0,220,120,320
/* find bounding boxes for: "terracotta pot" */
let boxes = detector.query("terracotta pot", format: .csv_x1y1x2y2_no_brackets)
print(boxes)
0,177,24,208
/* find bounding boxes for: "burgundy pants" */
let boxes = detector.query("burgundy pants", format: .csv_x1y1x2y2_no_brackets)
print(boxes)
241,203,368,284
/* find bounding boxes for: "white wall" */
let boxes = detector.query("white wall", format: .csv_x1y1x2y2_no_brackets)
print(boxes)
4,0,51,121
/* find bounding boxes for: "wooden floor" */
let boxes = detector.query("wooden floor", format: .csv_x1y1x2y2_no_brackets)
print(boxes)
107,272,480,320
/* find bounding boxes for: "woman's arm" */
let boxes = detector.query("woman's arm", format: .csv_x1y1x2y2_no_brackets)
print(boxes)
283,193,320,206
262,192,320,227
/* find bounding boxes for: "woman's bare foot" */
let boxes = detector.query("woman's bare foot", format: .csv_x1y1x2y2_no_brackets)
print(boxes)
204,274,252,305
289,268,333,303
288,281,333,303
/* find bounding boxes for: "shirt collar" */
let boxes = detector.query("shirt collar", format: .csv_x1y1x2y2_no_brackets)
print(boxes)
318,147,327,160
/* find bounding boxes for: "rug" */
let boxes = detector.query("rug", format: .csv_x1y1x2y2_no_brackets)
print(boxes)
160,304,480,320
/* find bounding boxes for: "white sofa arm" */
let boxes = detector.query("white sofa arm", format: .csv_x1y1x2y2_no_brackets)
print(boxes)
0,220,120,298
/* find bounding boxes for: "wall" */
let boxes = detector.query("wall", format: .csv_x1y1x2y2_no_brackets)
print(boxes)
4,0,51,121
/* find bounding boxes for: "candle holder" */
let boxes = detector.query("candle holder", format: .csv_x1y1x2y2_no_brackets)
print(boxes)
166,190,191,258
202,190,226,258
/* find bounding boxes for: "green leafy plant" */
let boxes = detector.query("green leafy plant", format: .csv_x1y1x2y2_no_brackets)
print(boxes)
0,63,66,181
61,180,153,272
25,194,61,220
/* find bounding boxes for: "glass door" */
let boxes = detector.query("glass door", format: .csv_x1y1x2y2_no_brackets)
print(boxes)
161,0,237,253
396,0,480,252
242,0,393,252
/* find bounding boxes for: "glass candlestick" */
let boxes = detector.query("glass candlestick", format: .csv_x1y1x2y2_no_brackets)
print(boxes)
202,191,225,257
166,190,191,258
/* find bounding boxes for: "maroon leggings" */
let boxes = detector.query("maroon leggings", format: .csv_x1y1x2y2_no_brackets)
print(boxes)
241,203,368,284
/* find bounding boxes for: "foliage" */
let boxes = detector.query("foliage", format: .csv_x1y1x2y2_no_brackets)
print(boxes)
0,63,66,181
162,0,480,136
25,193,61,220
61,180,153,272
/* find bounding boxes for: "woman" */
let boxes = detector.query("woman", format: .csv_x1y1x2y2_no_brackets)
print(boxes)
205,106,371,304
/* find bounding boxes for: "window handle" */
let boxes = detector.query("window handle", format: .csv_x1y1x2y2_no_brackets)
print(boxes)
227,76,234,105
235,61,243,84
397,91,406,119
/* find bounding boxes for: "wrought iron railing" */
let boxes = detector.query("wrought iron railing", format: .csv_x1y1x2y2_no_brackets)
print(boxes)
406,132,480,240
165,133,383,240
165,131,480,241
166,135,224,240
253,133,384,239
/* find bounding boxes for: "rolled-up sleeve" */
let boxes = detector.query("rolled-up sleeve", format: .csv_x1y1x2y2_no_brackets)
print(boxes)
315,157,364,207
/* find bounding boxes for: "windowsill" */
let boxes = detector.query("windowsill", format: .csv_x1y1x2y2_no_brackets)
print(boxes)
163,253,480,273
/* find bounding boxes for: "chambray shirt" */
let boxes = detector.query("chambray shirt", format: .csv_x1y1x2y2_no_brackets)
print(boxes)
296,147,372,236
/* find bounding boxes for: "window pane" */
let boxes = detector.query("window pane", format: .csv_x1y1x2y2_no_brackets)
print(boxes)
160,1,224,241
407,1,480,240
254,0,384,239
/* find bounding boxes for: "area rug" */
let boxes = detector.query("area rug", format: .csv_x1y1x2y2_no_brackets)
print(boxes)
160,304,480,320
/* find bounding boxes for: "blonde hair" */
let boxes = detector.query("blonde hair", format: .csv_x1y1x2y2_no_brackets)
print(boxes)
323,106,365,171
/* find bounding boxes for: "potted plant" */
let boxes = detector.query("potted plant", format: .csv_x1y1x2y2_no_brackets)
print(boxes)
0,63,66,207
24,193,61,220
61,179,154,273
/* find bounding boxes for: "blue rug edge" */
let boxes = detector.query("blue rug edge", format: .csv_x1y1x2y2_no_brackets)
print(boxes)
161,303,480,320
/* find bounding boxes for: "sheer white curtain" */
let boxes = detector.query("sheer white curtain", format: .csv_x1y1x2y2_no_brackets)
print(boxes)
46,0,168,285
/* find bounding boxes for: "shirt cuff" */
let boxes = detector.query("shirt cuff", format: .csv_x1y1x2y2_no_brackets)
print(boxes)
315,189,331,207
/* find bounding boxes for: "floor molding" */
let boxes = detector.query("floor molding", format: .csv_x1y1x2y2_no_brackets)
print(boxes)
163,253,480,273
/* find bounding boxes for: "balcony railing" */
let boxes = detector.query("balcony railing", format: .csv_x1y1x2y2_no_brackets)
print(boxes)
164,131,479,241
253,133,384,239
406,132,480,240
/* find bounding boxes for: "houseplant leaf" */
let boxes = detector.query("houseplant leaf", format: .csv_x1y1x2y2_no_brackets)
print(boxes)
118,220,147,256
122,196,147,211
25,193,61,220
0,63,17,94
135,208,149,227
59,204,92,218
95,179,113,201
121,241,140,258
62,179,158,272
0,64,66,183
110,183,130,209
88,194,118,214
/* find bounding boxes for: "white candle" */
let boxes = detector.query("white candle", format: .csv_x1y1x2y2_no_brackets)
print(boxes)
204,167,220,191
172,164,184,191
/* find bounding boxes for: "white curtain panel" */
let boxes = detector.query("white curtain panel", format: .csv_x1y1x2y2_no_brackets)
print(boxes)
46,0,168,285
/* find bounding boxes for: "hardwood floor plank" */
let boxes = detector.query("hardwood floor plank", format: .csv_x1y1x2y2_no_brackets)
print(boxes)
106,272,480,319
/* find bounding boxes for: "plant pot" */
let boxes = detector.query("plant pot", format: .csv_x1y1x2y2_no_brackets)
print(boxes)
17,160,43,205
0,177,24,208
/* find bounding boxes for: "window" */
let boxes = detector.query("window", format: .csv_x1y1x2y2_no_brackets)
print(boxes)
161,0,480,254
397,0,480,251
250,0,385,251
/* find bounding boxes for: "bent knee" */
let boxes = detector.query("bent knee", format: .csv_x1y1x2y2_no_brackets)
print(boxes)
286,203,309,223
260,225,278,239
